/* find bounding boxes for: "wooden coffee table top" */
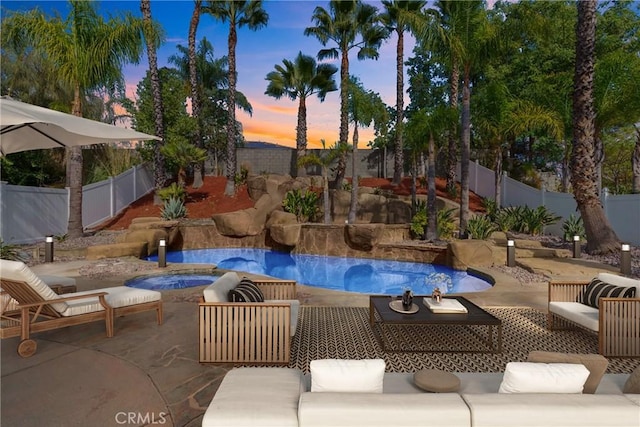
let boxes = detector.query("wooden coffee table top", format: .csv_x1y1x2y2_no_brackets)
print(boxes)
370,295,501,326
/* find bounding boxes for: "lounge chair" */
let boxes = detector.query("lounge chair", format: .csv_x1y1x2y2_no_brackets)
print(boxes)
0,259,163,357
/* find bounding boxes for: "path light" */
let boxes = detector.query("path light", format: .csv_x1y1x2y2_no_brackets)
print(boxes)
158,239,167,268
573,235,581,258
45,236,54,263
620,244,631,276
506,240,515,267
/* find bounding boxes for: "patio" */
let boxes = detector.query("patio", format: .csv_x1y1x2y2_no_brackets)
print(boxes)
1,257,638,427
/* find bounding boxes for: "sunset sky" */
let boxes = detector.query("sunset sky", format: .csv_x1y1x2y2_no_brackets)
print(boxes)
3,1,416,149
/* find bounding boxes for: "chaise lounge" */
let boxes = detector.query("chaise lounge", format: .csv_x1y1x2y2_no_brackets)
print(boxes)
0,259,163,357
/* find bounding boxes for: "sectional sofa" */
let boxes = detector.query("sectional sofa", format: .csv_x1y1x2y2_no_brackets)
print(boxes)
202,362,640,427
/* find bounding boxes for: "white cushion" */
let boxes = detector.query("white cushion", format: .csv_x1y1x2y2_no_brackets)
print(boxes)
0,259,67,312
61,287,161,316
268,299,300,335
310,359,385,393
298,392,471,427
499,362,589,394
462,394,640,427
202,272,240,302
202,368,304,427
597,272,640,296
549,301,599,331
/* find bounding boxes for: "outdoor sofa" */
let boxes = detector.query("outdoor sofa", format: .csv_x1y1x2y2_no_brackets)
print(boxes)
548,272,640,357
202,358,640,427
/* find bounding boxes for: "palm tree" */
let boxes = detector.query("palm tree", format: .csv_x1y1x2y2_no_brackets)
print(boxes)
188,0,204,189
3,1,146,237
141,0,167,198
428,0,493,236
160,140,208,186
571,0,620,254
265,52,338,177
346,76,387,224
298,140,346,224
380,0,427,186
305,0,388,189
204,0,268,196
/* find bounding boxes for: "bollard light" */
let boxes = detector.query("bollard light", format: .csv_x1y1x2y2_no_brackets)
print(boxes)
45,236,54,263
572,235,581,258
620,244,631,276
506,240,515,267
158,239,167,268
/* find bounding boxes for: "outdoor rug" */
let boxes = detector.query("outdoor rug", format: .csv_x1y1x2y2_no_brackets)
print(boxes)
287,306,639,374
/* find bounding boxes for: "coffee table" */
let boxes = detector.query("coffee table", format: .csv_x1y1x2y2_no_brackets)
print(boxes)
369,295,502,353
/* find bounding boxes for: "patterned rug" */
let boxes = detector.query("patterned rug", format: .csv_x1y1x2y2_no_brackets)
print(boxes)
287,307,640,374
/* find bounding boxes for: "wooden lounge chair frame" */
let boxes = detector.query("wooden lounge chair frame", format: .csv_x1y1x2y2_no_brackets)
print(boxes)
199,279,296,365
0,277,163,357
548,279,640,357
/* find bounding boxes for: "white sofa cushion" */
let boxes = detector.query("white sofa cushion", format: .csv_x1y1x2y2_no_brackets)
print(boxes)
203,272,240,302
310,359,385,393
0,259,67,312
548,301,599,331
298,392,471,427
61,286,161,316
268,299,300,335
499,362,589,394
202,368,304,427
462,394,640,427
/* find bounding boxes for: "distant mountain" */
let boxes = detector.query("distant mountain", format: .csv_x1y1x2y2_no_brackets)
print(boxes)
243,141,290,149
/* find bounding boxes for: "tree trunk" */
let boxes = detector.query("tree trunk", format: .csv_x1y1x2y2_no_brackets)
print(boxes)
392,28,404,185
225,19,238,196
348,126,359,224
571,0,619,254
296,96,308,177
459,69,471,236
426,132,437,241
632,125,640,193
561,140,571,192
323,166,330,224
593,135,604,195
334,47,350,190
410,156,417,216
494,147,503,208
189,0,204,189
141,0,166,196
446,59,460,196
66,84,84,238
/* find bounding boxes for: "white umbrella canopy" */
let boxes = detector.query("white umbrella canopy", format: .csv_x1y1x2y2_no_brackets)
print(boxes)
0,97,160,156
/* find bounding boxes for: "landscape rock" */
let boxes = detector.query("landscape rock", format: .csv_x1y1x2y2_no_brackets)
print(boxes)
346,224,383,250
447,240,494,270
86,242,148,260
269,224,301,247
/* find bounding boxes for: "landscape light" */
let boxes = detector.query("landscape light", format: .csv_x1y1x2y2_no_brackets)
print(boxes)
45,236,54,263
507,240,515,267
158,239,167,268
620,244,631,276
572,235,581,258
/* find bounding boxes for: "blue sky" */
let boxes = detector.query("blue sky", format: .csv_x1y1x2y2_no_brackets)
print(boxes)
2,0,414,148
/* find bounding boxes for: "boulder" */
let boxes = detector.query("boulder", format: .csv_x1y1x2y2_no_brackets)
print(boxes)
356,193,387,223
213,208,261,237
447,240,494,270
270,224,301,247
331,189,351,223
346,224,383,251
266,210,297,227
386,199,412,224
246,175,268,201
120,229,168,256
86,242,148,260
127,219,180,231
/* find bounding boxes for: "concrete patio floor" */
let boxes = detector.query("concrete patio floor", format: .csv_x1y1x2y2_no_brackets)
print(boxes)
0,256,629,427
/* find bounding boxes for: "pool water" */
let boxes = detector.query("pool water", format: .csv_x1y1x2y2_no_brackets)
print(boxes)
126,273,221,290
146,248,492,295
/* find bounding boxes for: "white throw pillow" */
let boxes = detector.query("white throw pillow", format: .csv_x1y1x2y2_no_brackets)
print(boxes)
498,362,590,394
310,359,385,393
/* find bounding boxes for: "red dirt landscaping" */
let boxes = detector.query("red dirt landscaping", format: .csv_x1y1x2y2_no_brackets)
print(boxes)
103,175,485,231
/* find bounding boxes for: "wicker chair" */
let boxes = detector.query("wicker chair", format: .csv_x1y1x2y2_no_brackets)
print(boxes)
199,272,298,364
548,272,640,357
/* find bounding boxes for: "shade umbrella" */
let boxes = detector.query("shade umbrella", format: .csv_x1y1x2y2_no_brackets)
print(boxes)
0,97,160,155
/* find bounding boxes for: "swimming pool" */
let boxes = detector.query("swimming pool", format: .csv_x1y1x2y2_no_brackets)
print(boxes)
146,248,492,295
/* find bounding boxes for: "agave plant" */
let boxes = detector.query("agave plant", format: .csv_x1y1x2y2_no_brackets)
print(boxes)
466,215,497,240
161,197,188,220
0,239,26,261
562,214,585,241
283,189,319,222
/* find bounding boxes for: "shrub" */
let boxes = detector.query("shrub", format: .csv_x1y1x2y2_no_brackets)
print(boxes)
521,205,561,235
0,239,26,261
482,198,500,222
234,165,249,186
283,189,319,222
466,215,497,240
410,208,427,238
562,214,585,241
161,197,187,220
494,207,519,233
437,208,457,239
157,182,186,202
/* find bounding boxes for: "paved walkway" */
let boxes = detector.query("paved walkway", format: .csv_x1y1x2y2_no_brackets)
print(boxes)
0,257,627,427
